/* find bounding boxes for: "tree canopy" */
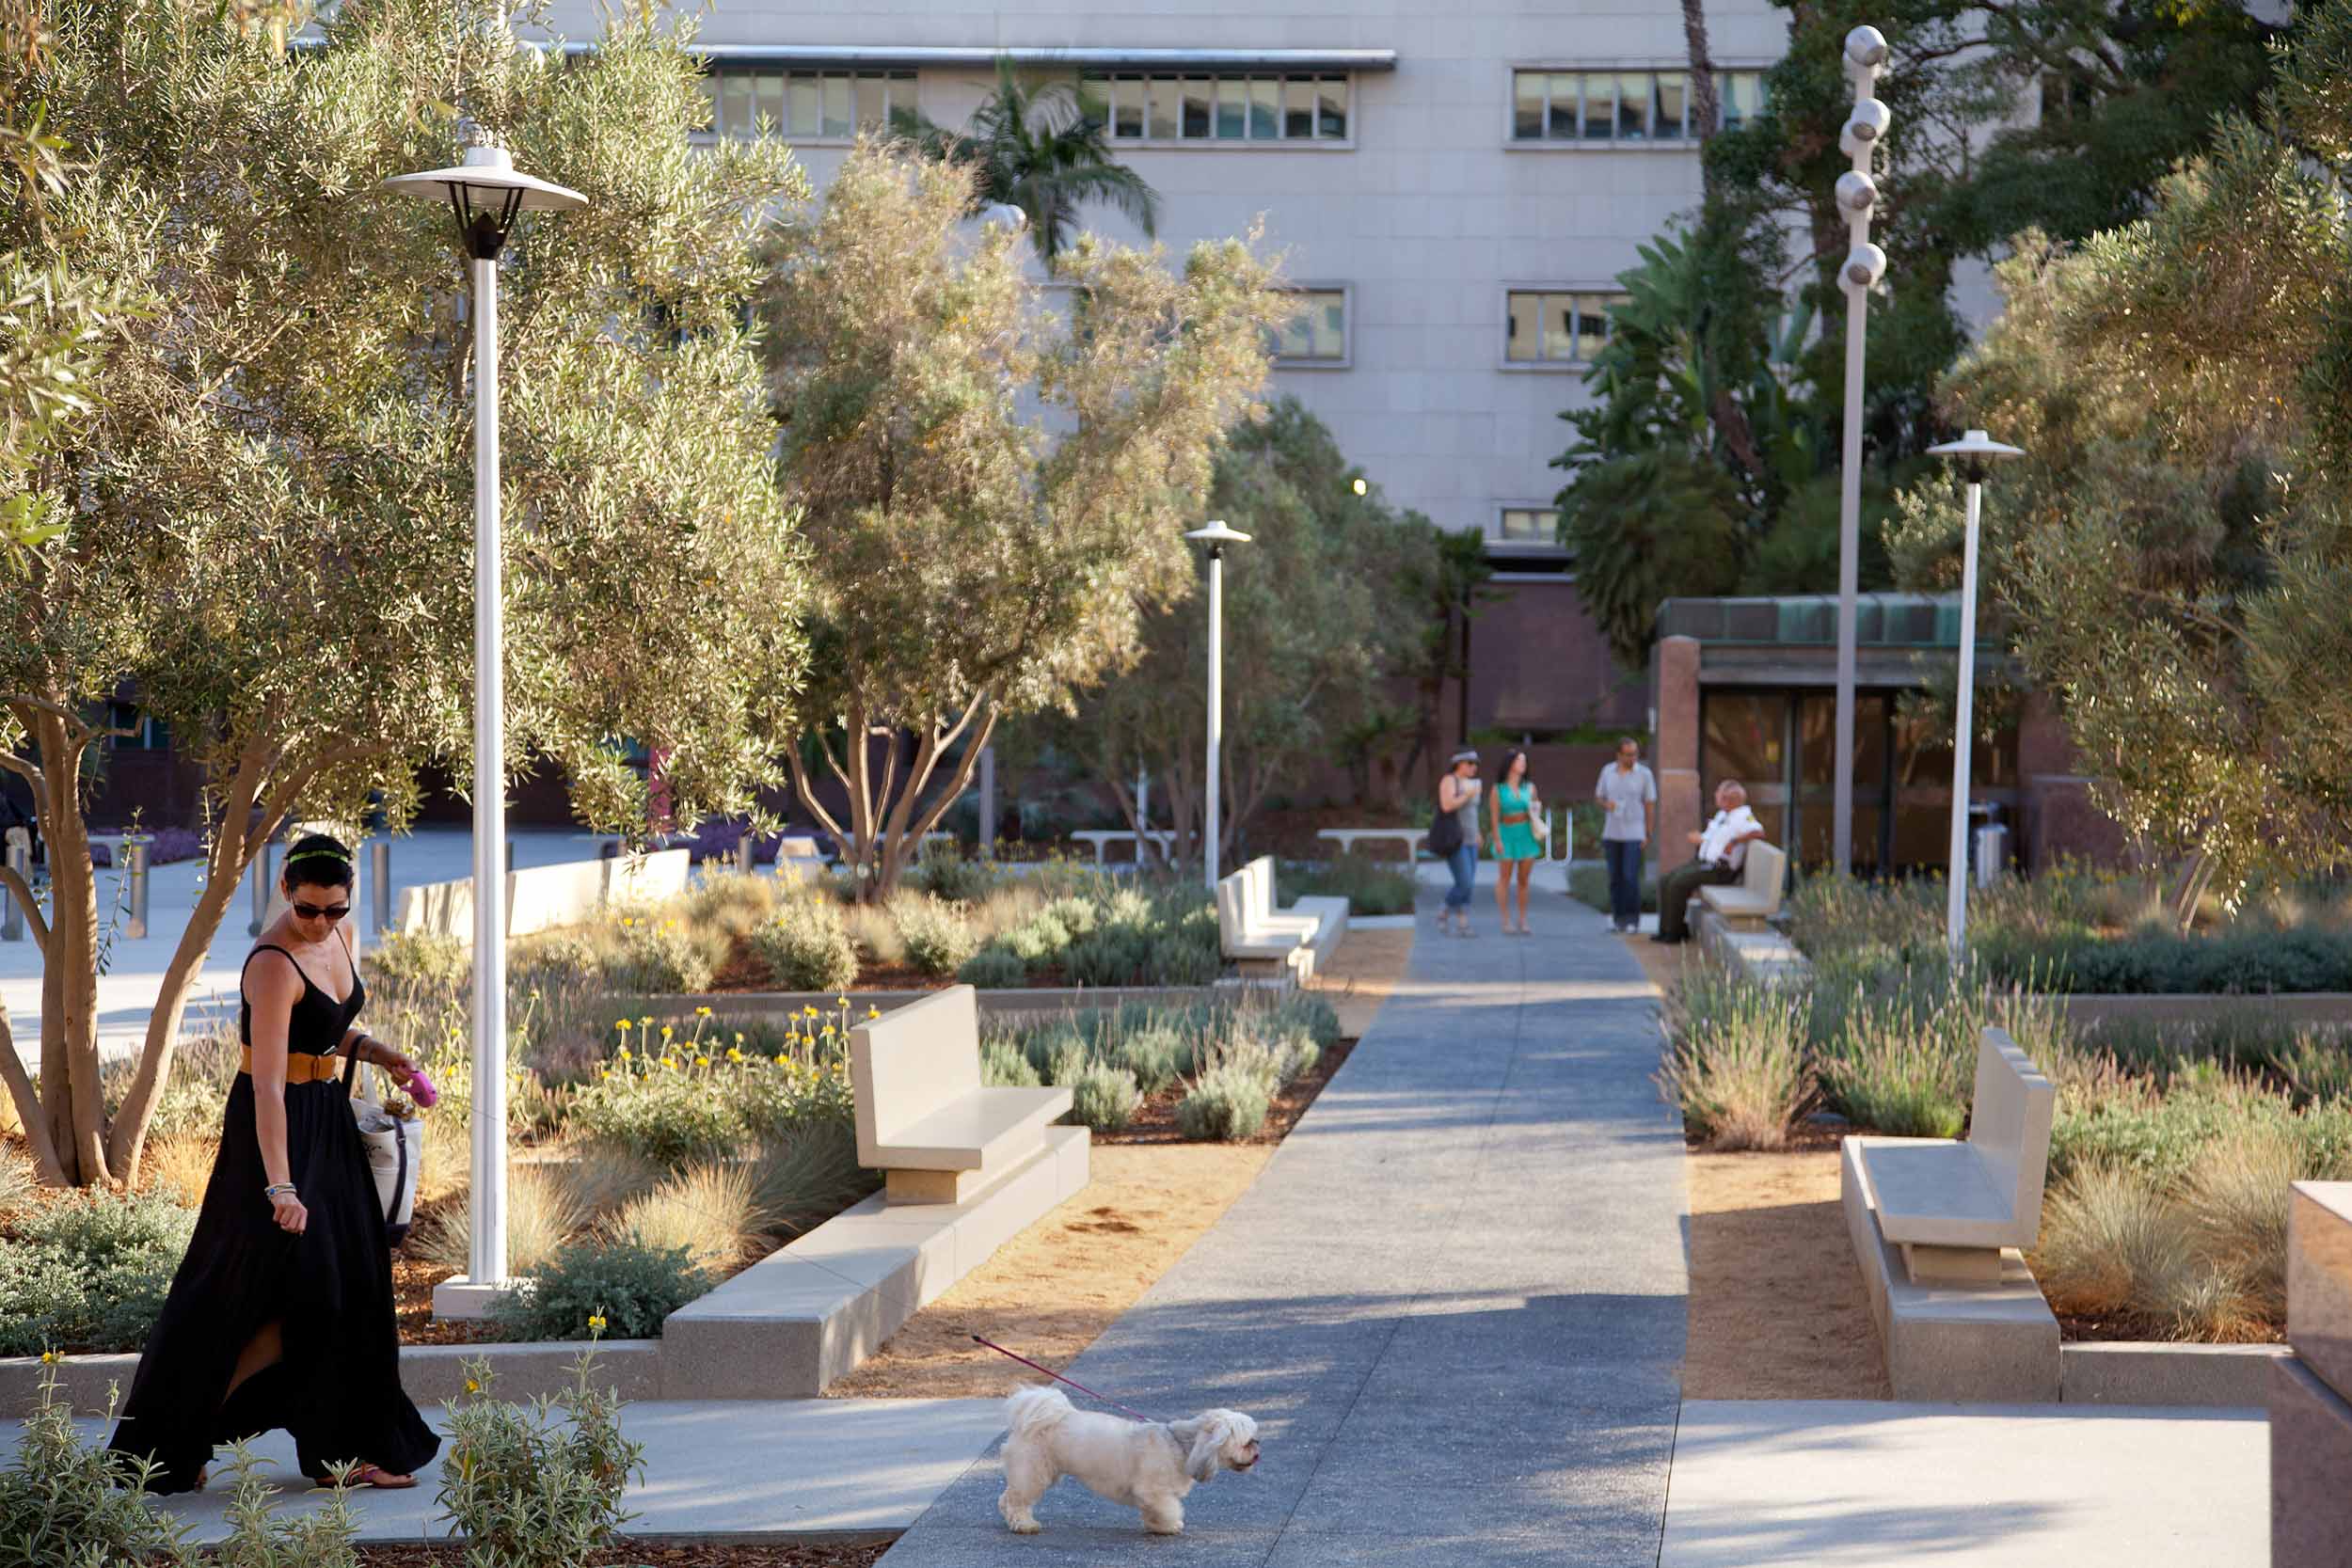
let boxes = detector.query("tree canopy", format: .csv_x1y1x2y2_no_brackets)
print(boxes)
1885,0,2352,911
760,137,1289,896
0,0,809,1183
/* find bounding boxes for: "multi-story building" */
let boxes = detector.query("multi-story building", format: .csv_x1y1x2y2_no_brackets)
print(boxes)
529,0,1796,744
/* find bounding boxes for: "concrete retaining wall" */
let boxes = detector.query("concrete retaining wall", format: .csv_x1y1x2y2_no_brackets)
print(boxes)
391,848,691,942
2060,1342,2282,1407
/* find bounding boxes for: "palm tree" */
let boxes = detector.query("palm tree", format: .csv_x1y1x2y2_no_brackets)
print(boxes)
894,55,1159,271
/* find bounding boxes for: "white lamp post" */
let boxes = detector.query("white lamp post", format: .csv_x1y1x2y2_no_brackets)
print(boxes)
385,129,586,1315
1184,522,1250,890
1832,24,1891,875
1926,427,2023,961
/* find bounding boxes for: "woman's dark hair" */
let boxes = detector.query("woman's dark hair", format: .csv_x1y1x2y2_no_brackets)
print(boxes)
280,832,355,893
1499,748,1529,785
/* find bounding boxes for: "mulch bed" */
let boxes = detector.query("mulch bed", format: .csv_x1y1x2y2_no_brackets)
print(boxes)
351,1542,892,1568
392,1256,503,1347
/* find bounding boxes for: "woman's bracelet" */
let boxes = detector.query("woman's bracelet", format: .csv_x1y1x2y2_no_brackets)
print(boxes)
263,1181,296,1199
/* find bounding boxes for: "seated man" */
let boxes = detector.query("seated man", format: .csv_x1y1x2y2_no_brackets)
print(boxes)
1652,779,1768,945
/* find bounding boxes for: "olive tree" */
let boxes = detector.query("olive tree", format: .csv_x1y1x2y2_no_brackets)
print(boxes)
0,0,810,1186
762,138,1291,897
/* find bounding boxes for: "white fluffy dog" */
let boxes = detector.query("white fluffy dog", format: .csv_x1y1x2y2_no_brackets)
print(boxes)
998,1386,1261,1536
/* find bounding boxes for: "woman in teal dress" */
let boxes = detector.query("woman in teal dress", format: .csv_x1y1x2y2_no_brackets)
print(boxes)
1486,748,1545,935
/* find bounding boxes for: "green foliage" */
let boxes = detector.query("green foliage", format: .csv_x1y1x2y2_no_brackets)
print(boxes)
1070,1063,1144,1133
892,895,980,977
601,911,719,995
486,1243,708,1343
763,136,1289,896
1176,1066,1271,1142
753,898,861,992
437,1349,647,1568
0,1189,194,1355
958,945,1030,990
3,0,816,1184
211,1440,362,1568
894,55,1160,269
981,1037,1043,1087
1053,398,1445,853
1281,856,1416,916
906,845,999,904
1659,974,1814,1150
0,1362,187,1565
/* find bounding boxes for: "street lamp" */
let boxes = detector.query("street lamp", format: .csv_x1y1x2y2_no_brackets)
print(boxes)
1832,23,1891,876
384,128,586,1315
1184,522,1250,890
1926,427,2023,961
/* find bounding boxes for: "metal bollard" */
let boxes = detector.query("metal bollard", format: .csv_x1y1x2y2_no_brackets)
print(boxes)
1,828,25,942
372,840,391,934
125,837,151,940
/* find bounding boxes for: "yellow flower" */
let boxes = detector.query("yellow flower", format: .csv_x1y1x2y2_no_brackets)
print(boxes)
617,1047,631,1060
661,1055,677,1069
600,1069,612,1081
40,1351,56,1364
726,1047,743,1063
820,1023,834,1038
621,916,634,928
836,994,850,1008
588,1313,608,1332
465,1378,480,1394
660,1025,675,1039
866,1006,881,1020
803,1005,818,1018
695,1006,713,1018
773,1053,789,1067
734,1032,746,1046
616,1019,632,1033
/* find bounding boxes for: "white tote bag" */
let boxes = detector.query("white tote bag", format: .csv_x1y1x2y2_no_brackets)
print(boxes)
345,1058,423,1247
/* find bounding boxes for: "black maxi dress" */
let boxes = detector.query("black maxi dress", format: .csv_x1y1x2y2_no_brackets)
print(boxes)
106,944,439,1492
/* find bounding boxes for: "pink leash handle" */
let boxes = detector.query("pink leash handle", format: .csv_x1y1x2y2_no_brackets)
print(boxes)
972,1335,1160,1424
403,1069,438,1110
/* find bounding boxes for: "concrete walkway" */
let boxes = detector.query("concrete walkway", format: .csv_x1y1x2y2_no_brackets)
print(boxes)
878,880,1690,1565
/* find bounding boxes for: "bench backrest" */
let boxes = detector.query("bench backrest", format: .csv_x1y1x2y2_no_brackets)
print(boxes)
1740,841,1788,912
1215,867,1251,948
1966,1025,2058,1240
850,985,980,1166
1244,856,1278,923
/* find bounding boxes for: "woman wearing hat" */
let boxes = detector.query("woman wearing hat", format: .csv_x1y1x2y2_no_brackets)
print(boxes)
1435,750,1483,936
108,832,439,1494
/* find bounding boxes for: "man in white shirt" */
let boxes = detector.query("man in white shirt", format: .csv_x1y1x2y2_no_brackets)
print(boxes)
1594,736,1657,933
1653,779,1767,944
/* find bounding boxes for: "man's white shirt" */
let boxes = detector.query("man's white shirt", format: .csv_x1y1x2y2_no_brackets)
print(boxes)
1696,804,1762,869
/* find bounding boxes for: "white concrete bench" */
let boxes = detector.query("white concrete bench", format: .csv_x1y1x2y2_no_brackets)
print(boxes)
1216,861,1312,981
1247,857,1347,974
850,985,1073,1206
1316,827,1427,863
1696,840,1788,929
1070,829,1177,865
1851,1026,2057,1284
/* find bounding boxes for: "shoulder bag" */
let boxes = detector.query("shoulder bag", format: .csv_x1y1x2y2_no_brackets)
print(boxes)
343,1051,423,1247
1426,784,1464,855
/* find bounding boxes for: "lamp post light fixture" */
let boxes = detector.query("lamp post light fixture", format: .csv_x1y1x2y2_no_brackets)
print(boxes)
1832,23,1891,876
1184,521,1251,891
1926,427,2023,961
384,128,586,1316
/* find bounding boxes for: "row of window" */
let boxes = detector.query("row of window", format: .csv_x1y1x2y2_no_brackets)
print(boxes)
1265,288,1631,366
699,65,1767,145
1508,69,1766,143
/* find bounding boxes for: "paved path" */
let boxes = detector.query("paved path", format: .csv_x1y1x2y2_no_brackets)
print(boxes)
879,879,1689,1565
39,1400,1006,1544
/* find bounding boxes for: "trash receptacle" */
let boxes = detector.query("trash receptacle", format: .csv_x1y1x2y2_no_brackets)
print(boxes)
1975,824,2010,888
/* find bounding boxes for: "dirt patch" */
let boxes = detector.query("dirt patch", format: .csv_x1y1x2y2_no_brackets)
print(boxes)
1682,1144,1889,1401
1618,927,1690,997
392,1256,501,1347
350,1543,890,1568
826,928,1407,1400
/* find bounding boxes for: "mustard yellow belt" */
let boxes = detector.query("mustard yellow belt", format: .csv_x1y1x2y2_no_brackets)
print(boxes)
240,1047,342,1085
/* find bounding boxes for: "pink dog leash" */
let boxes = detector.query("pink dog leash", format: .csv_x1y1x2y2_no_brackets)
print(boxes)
971,1335,1162,1424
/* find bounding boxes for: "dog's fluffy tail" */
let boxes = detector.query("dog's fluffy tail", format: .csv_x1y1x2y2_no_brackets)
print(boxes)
1006,1385,1074,1440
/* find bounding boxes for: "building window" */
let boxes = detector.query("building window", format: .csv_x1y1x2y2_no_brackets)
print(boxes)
1509,69,1766,142
1499,508,1560,544
1096,72,1348,142
702,68,917,140
1269,287,1348,365
1504,291,1627,365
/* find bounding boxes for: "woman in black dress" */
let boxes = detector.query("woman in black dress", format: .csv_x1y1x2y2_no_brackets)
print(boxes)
108,833,439,1493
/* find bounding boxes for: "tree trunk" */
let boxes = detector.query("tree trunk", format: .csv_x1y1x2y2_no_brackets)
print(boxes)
26,706,103,1185
1681,0,1721,164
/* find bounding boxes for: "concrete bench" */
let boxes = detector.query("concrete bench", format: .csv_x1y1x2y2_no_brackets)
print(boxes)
1246,858,1347,974
1851,1026,2057,1284
1070,829,1177,865
1315,827,1427,863
1696,840,1788,928
1216,860,1312,981
850,984,1073,1206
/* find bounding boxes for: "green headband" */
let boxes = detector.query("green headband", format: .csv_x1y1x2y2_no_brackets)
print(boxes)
284,846,351,867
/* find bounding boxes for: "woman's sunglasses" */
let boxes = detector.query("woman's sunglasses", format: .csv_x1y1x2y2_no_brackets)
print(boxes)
292,900,350,922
